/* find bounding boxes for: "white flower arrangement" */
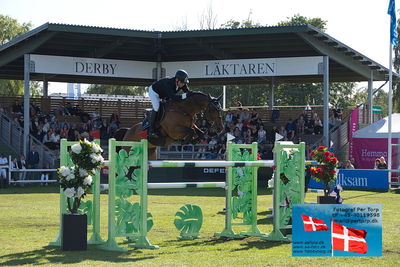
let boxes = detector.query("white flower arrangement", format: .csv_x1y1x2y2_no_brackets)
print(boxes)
57,139,104,214
268,173,275,188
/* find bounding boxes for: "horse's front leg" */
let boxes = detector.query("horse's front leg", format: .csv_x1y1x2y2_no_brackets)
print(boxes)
193,124,205,141
179,126,196,145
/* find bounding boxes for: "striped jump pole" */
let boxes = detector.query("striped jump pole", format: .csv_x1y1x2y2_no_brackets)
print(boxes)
149,160,274,168
100,182,226,191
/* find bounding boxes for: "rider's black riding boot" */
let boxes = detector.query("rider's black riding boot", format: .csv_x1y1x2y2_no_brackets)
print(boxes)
148,110,158,138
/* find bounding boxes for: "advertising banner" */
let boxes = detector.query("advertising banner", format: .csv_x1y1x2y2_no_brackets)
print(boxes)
292,204,382,257
348,107,359,164
307,169,389,191
352,138,398,169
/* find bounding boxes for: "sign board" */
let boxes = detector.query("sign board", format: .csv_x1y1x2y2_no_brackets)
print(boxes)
292,204,382,257
30,54,155,79
164,56,323,79
307,169,389,191
372,106,382,114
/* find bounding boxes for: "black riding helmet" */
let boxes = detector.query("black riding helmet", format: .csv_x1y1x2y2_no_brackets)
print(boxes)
175,69,189,84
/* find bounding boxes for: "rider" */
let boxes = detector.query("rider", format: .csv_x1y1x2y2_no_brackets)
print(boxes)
147,69,191,138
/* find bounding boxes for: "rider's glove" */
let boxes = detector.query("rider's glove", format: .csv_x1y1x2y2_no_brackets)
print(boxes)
182,93,187,99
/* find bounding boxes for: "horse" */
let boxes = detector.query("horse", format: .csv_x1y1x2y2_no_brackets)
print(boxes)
115,91,224,160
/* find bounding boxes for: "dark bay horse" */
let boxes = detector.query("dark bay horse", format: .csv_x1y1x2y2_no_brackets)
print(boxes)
116,92,224,160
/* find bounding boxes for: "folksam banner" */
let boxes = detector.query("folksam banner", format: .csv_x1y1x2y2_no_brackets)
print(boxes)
307,169,389,191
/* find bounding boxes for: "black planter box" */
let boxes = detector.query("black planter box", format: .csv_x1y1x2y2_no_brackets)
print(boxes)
62,213,87,251
317,196,337,204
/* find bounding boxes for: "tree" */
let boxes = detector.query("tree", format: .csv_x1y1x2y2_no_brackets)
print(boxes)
86,84,147,96
198,2,218,30
277,14,327,30
0,15,36,96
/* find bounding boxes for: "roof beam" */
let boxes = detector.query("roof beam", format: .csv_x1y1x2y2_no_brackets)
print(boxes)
297,32,386,81
0,32,57,67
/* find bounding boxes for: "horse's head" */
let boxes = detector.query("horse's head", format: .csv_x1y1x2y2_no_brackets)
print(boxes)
204,93,224,134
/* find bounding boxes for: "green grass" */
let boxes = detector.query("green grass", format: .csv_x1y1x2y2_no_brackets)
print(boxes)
0,185,399,266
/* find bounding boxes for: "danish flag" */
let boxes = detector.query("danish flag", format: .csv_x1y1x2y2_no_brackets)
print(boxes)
301,214,329,231
332,222,368,254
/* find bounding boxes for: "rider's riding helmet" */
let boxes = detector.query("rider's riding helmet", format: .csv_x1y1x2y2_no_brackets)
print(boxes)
175,69,189,84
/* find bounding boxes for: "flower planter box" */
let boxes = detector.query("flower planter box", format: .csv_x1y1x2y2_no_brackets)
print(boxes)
62,213,87,251
317,196,337,204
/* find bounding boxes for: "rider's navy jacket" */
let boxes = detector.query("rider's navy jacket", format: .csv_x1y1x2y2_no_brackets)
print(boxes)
151,77,189,100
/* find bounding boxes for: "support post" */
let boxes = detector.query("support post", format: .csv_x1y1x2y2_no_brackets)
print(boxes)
323,56,330,147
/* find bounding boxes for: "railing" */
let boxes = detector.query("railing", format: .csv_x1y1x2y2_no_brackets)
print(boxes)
157,144,224,160
0,111,58,168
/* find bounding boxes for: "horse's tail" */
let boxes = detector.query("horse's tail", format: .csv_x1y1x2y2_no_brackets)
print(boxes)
113,128,128,141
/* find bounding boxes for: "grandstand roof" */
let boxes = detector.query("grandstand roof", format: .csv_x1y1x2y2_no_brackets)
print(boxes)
0,23,392,85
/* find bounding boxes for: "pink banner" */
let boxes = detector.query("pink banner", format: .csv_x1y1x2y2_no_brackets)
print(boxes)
349,107,359,163
352,138,398,169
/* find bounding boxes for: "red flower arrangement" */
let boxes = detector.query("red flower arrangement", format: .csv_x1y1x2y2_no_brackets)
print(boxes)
309,146,339,196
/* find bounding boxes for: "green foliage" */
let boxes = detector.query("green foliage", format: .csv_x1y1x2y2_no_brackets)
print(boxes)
277,14,327,30
86,84,147,96
0,15,43,96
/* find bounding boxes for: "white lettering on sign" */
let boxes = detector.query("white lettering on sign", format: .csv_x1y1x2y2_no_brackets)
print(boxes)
203,168,226,174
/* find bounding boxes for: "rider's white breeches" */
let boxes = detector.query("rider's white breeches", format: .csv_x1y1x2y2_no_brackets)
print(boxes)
148,86,160,111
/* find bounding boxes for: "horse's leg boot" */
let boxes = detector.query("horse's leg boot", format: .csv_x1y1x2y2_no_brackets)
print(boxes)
148,110,159,138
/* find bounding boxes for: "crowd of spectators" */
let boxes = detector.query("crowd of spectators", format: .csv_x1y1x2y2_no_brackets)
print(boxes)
6,98,345,164
10,100,122,150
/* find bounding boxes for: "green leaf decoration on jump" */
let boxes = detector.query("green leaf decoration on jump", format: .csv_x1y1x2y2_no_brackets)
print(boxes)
174,204,203,240
78,200,93,225
129,202,154,233
115,175,135,198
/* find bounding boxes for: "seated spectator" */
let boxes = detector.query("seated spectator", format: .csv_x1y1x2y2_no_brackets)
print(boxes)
100,120,110,140
217,144,226,160
297,115,305,134
41,164,51,186
314,117,323,135
332,104,343,121
60,124,69,139
343,160,355,169
279,126,288,140
257,125,267,144
57,104,70,116
110,113,120,127
285,118,295,140
12,100,23,114
0,153,8,188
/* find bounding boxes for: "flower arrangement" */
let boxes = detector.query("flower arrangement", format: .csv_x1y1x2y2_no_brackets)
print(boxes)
309,146,339,196
57,139,104,214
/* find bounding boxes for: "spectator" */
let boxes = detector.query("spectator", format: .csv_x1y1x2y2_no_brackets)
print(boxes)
313,117,323,135
100,120,110,140
279,126,288,141
0,153,8,188
257,125,267,143
41,164,51,186
378,157,388,169
343,160,355,169
60,124,69,139
26,145,40,179
12,100,23,114
217,144,226,159
18,155,27,182
332,104,343,121
285,118,295,140
11,157,20,182
297,115,305,134
373,158,381,169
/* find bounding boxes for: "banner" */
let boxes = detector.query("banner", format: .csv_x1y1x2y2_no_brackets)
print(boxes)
352,138,398,169
292,204,382,257
308,169,389,191
349,107,359,164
